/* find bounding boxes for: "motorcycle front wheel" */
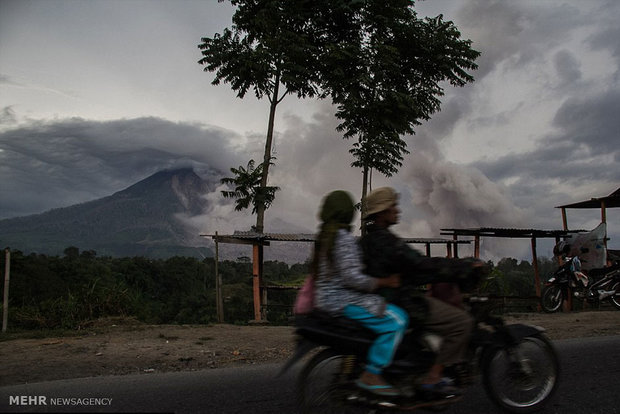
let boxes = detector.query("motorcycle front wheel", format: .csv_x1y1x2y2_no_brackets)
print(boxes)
482,334,559,413
610,281,620,310
297,348,366,414
540,285,563,313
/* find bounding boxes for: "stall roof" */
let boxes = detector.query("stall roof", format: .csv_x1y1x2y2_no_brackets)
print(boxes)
441,227,586,238
201,231,315,245
202,231,469,245
556,187,620,209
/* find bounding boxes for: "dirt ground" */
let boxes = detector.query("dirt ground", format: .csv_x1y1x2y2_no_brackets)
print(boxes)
1,311,620,387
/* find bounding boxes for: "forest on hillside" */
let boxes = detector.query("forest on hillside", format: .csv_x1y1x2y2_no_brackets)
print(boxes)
0,248,559,331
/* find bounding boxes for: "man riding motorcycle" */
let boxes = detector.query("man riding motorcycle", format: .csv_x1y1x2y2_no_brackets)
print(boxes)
360,187,484,399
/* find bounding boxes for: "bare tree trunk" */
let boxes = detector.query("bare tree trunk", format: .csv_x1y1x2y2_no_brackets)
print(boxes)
255,71,281,234
360,165,369,235
2,248,10,333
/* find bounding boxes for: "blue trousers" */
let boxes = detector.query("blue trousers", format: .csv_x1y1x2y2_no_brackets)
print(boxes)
343,303,409,375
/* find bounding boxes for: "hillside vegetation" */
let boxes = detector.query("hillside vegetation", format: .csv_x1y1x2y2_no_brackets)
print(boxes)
0,248,563,331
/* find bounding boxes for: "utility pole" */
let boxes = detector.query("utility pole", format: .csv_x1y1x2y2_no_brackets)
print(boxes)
2,248,10,333
215,233,224,323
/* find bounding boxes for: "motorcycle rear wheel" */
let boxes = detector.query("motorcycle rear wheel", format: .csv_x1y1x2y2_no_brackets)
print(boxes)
482,334,559,413
610,281,620,310
540,285,563,313
297,348,367,414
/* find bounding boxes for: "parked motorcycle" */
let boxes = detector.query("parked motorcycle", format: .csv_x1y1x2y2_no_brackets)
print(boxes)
540,256,620,313
281,280,560,413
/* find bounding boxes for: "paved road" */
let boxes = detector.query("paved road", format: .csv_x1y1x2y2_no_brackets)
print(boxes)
1,336,619,414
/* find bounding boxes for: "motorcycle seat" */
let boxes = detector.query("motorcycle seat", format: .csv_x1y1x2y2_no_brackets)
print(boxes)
295,310,377,353
588,262,620,279
294,310,440,370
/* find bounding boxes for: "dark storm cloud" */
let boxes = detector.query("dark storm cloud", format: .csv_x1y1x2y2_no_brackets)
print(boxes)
475,88,620,185
553,50,582,85
0,106,16,125
590,25,620,61
455,0,583,77
0,117,244,219
551,90,620,153
0,74,18,86
587,0,620,62
470,88,619,232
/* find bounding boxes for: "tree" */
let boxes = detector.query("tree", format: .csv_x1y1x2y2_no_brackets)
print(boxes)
322,3,480,217
199,1,479,225
198,0,331,232
220,159,279,216
63,246,80,259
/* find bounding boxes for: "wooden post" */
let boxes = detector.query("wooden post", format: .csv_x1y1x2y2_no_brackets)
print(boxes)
215,232,224,323
601,200,608,249
2,248,10,333
261,285,268,321
561,208,568,230
531,237,541,299
474,235,480,259
252,244,263,322
563,286,573,312
452,235,459,258
425,243,431,257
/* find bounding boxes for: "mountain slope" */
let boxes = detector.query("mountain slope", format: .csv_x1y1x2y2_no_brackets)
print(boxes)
0,169,215,258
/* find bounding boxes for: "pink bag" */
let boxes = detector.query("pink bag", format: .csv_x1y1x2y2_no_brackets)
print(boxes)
294,275,315,314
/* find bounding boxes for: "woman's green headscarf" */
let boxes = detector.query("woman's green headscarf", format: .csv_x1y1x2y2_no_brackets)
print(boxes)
313,191,356,271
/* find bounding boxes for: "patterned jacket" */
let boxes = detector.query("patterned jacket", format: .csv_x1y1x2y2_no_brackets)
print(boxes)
314,229,386,317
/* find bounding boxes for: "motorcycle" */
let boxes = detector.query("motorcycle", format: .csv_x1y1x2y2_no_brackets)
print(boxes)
540,256,620,313
281,277,560,413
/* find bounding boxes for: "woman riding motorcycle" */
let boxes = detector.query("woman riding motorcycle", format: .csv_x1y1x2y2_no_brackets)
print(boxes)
312,190,408,397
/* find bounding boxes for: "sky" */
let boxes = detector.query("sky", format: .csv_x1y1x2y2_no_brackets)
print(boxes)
0,0,618,262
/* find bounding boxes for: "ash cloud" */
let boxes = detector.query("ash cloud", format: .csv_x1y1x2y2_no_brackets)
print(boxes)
397,132,528,259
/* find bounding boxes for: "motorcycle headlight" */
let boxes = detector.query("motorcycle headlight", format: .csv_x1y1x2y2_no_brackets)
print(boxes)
547,277,556,283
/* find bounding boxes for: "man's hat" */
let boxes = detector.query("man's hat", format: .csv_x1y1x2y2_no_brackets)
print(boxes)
363,187,398,219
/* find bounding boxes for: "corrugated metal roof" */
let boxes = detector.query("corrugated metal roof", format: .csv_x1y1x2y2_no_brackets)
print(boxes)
556,187,620,209
441,227,587,238
402,237,470,244
202,231,468,244
234,231,316,242
201,231,315,243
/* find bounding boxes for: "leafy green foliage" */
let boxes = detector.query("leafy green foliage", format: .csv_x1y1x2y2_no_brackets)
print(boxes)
198,0,326,101
198,2,480,227
1,247,556,331
220,159,280,214
199,0,336,231
479,257,558,298
321,3,480,206
0,249,305,330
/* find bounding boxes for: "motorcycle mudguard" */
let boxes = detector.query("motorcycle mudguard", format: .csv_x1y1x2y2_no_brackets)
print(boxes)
504,323,546,341
484,323,546,349
479,323,547,366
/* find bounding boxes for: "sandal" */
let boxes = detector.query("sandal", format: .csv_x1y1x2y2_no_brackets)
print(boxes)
355,379,400,396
